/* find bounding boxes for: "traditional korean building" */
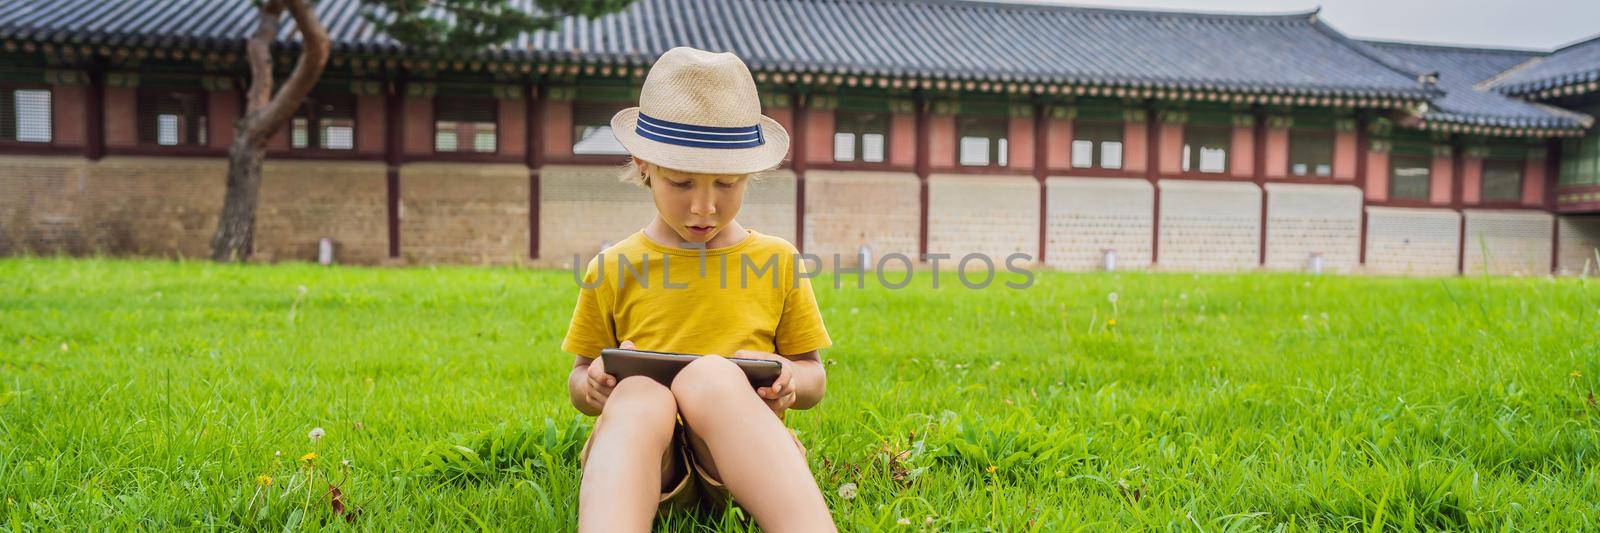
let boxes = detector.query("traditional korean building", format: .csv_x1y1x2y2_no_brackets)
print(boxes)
0,0,1596,275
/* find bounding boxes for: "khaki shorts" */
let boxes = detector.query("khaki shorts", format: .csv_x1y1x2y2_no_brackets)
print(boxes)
579,414,807,510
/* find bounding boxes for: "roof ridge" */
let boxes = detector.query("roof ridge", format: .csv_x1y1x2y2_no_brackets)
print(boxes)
1478,55,1548,91
842,0,1319,22
1548,30,1600,53
1306,18,1438,91
1360,38,1547,56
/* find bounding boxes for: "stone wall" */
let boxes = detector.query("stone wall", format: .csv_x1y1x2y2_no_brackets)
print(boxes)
255,160,388,264
1263,183,1362,273
1157,179,1262,271
1461,209,1552,276
1363,206,1461,275
1557,215,1600,276
926,174,1039,262
398,163,529,264
802,170,920,266
1044,176,1153,271
0,155,225,258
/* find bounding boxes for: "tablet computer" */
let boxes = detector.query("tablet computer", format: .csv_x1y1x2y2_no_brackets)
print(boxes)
599,348,782,388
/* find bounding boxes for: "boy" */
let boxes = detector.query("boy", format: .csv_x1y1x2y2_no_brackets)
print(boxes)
560,46,836,532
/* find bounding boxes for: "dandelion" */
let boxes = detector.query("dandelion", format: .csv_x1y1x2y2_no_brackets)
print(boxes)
897,517,911,526
341,458,351,467
1301,314,1309,321
837,482,858,500
1179,293,1188,300
59,343,68,352
1107,292,1118,304
850,307,860,315
925,516,936,525
256,474,272,486
299,452,318,463
308,427,325,442
986,465,998,473
353,421,365,430
1107,318,1117,327
1573,370,1583,379
297,285,308,295
1320,312,1330,321
274,450,282,457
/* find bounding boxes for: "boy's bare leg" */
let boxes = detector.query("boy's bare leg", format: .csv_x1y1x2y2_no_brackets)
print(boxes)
672,356,836,532
579,376,679,533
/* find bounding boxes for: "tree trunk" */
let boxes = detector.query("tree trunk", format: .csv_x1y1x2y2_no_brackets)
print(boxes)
210,0,330,262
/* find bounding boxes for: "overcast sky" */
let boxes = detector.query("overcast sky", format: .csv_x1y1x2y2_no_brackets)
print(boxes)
999,0,1600,50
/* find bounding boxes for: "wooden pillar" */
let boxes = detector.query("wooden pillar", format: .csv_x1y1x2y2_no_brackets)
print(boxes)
385,79,404,259
1034,103,1049,264
1355,116,1369,265
792,90,807,254
1254,111,1267,266
915,92,931,260
1452,140,1465,274
1148,105,1163,266
1547,138,1563,273
527,82,543,260
84,67,105,160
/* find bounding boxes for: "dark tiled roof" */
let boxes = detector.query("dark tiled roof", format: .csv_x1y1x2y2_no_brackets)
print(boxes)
1486,34,1600,97
1364,40,1589,131
0,0,1439,101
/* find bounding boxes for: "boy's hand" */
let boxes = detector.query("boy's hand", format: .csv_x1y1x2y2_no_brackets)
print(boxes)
734,349,796,414
584,340,630,411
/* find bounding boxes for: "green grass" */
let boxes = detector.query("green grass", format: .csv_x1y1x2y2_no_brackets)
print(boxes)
2,257,1599,531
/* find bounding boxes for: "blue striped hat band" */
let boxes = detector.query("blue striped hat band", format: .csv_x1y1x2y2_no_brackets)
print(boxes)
635,112,765,149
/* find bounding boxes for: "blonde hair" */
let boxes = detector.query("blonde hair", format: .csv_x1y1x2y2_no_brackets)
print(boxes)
618,158,769,188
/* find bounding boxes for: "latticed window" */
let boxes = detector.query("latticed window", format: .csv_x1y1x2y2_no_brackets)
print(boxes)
1071,122,1122,170
290,94,355,150
138,88,207,146
0,88,51,143
1389,154,1431,200
833,111,887,163
1289,130,1333,177
957,116,1007,167
434,97,496,153
1182,125,1229,173
1481,158,1523,202
572,102,629,155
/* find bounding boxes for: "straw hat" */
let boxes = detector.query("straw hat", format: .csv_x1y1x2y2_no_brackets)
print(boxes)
610,47,789,175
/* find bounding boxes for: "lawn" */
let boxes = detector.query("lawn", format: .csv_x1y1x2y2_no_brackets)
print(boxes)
2,257,1598,531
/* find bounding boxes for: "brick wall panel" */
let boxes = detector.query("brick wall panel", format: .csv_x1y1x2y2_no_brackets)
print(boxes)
399,162,528,264
255,160,388,264
803,170,920,265
927,174,1039,261
1363,206,1460,275
1044,176,1153,271
1157,179,1261,271
1461,209,1552,276
1263,183,1362,272
1557,215,1600,276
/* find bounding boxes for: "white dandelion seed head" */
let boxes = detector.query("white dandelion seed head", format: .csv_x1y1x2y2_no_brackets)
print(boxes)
925,516,936,525
297,285,308,295
1301,314,1309,321
1179,293,1188,300
1107,292,1119,304
837,482,858,500
1320,312,1330,321
274,450,282,457
308,427,325,442
341,458,351,467
897,517,911,525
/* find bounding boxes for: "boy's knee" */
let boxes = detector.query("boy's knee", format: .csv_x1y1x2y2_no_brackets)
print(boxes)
604,376,678,434
671,355,748,407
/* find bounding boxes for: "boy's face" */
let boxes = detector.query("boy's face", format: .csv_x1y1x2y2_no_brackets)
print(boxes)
644,162,749,245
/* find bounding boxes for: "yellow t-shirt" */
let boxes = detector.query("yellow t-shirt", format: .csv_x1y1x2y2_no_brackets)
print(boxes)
561,228,832,359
